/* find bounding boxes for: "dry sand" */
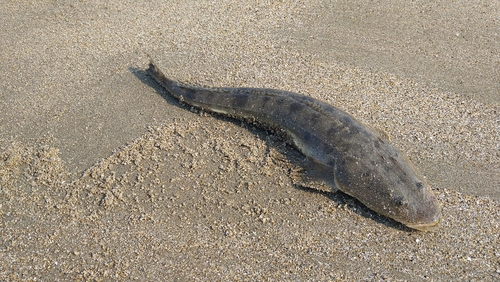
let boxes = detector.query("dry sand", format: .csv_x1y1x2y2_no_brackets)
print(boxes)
1,0,499,281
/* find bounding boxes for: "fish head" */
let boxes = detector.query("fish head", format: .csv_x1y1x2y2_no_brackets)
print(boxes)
334,138,441,231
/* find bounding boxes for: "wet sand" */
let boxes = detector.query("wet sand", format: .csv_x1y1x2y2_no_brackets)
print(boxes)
1,1,499,280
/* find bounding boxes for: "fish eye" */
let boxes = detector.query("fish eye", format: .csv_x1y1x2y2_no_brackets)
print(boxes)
394,196,408,206
416,182,424,190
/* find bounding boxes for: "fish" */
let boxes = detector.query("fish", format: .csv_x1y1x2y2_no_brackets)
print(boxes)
146,60,442,231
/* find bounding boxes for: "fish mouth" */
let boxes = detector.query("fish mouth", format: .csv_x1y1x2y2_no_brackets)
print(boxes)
405,216,441,232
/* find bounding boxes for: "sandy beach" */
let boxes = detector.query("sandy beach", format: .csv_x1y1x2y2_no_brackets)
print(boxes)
1,1,499,280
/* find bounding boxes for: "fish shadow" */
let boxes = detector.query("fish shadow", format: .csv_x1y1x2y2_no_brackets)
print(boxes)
129,66,415,232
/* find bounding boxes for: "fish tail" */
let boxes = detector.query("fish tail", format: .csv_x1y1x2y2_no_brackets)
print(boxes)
146,57,183,99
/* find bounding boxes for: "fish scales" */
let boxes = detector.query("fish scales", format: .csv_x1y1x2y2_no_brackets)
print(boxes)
146,61,441,231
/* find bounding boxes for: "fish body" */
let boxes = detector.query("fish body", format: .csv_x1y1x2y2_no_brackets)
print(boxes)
146,61,441,231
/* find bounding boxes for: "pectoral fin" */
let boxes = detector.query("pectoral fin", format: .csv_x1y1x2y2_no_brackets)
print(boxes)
289,159,337,193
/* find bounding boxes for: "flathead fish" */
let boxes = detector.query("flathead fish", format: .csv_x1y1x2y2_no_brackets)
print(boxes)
146,60,441,231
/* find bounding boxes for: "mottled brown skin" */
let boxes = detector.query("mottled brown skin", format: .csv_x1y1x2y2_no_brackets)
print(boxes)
146,61,441,231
